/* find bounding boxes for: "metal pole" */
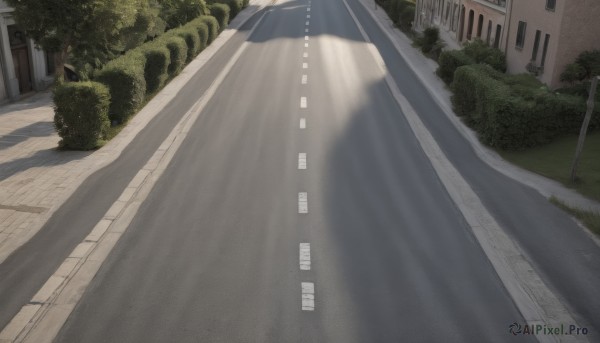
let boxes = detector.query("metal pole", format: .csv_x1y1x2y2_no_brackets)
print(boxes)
570,75,598,182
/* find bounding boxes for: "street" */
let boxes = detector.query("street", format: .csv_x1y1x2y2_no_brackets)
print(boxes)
0,0,599,341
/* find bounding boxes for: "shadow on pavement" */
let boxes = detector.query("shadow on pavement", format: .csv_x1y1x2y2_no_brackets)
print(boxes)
0,148,91,183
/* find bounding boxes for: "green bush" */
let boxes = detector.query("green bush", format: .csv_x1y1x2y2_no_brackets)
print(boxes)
160,35,188,76
161,0,210,29
210,3,230,31
95,53,147,123
136,43,171,94
53,82,110,150
451,65,485,119
242,0,249,7
560,63,587,84
504,73,546,100
199,15,219,44
188,19,210,53
219,0,243,19
463,39,506,72
398,5,415,32
482,93,534,150
437,50,474,84
172,26,202,62
576,50,600,79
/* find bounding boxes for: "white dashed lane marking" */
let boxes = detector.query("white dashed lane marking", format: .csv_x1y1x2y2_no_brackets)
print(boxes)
301,282,315,311
307,14,311,18
305,43,309,48
298,153,307,169
300,97,307,108
300,118,306,129
298,192,308,213
305,35,309,41
300,243,311,270
306,21,309,25
302,74,307,84
302,62,308,69
305,28,309,33
303,52,308,58
307,7,311,11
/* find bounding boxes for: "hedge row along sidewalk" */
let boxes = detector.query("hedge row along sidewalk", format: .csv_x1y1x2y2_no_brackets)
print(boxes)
0,0,273,265
54,3,236,151
352,0,600,217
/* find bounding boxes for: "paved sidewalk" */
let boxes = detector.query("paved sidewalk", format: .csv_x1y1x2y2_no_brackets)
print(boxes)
356,0,600,214
0,0,272,264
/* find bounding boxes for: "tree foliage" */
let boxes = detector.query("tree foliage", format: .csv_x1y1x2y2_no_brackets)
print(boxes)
5,0,142,81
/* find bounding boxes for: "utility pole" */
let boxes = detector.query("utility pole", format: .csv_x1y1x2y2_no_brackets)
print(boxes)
570,75,599,183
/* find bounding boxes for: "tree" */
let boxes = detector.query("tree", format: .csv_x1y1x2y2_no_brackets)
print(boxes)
159,0,209,29
5,0,140,82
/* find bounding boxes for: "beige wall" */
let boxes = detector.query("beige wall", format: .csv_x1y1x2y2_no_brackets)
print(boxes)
506,0,600,89
553,0,600,87
459,0,508,50
505,0,563,87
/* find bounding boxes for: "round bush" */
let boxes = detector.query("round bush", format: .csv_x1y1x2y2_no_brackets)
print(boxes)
95,53,147,123
137,43,171,94
160,35,189,76
188,19,209,53
210,3,230,32
53,82,110,150
437,50,474,84
199,16,219,44
172,27,202,62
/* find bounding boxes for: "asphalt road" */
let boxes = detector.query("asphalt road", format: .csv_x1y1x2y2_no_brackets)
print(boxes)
0,0,598,341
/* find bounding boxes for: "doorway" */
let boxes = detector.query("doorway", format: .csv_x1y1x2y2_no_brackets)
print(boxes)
8,25,32,94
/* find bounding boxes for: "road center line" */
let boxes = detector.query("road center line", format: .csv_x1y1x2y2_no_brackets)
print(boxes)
306,14,311,18
300,96,307,108
301,282,315,311
299,243,311,270
306,21,309,25
298,153,307,170
304,43,309,48
307,7,311,11
300,118,306,129
298,192,308,213
301,74,307,84
304,35,309,41
302,62,308,69
305,28,309,33
303,52,308,58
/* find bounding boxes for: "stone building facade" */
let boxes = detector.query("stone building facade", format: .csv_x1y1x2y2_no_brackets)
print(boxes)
0,0,53,103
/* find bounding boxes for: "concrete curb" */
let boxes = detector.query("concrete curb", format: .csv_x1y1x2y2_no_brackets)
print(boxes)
354,0,600,214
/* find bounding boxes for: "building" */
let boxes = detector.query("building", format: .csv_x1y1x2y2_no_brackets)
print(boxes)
505,0,600,89
414,0,512,51
414,0,463,46
458,0,510,50
0,0,54,103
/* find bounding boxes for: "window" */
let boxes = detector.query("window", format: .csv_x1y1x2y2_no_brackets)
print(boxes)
494,24,502,48
541,34,550,67
546,0,556,11
477,14,484,38
486,20,492,45
516,21,527,49
531,30,541,61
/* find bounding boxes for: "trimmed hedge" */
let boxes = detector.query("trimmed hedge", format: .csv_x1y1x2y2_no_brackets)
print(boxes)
188,19,210,53
452,64,600,150
53,82,110,150
463,39,507,72
437,50,474,84
172,26,202,62
214,0,242,19
136,43,171,94
95,53,147,123
199,15,219,44
160,35,189,76
210,3,230,32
